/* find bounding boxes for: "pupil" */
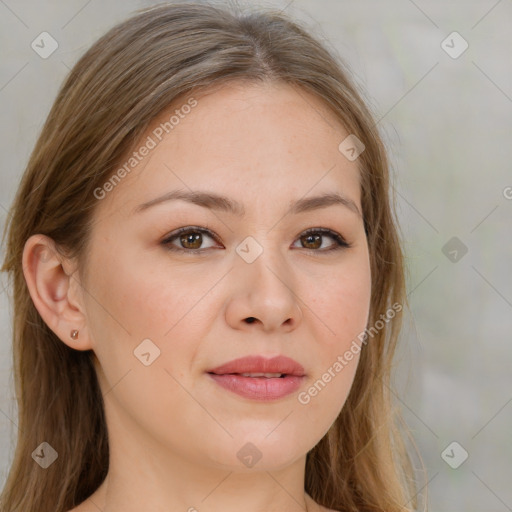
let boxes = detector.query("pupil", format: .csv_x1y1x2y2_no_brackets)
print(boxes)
182,233,201,249
304,234,320,249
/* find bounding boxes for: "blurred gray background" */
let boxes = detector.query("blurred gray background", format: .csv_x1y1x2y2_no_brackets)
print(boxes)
1,1,511,511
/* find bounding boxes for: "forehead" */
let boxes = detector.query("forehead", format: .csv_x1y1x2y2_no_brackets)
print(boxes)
94,81,362,217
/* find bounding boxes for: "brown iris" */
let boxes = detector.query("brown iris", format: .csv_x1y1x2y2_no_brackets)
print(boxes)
180,232,203,250
301,233,322,250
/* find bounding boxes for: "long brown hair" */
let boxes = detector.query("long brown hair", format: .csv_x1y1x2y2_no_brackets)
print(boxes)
1,2,420,511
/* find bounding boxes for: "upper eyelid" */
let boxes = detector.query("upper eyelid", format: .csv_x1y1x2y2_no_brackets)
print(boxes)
161,226,347,248
162,226,219,242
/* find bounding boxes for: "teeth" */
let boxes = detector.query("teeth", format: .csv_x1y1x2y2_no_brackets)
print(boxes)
239,372,283,378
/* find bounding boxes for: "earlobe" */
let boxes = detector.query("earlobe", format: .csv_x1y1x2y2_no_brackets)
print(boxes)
21,234,92,351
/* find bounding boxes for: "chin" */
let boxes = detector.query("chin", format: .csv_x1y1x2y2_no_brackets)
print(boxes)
199,433,315,472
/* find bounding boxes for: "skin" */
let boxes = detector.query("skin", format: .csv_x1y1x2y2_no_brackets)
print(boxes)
23,81,372,512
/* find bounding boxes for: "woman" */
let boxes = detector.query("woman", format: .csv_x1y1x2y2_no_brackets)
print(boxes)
0,2,419,511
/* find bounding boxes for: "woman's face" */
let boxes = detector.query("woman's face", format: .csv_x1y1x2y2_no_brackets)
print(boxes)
81,81,371,471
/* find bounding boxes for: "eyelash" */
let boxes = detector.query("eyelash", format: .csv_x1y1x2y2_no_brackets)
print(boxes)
161,226,352,254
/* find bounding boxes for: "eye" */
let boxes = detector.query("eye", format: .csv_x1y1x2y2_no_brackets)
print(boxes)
161,226,351,254
292,228,351,252
161,226,221,253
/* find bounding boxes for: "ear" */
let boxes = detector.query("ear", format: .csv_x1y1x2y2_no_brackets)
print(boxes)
22,234,92,351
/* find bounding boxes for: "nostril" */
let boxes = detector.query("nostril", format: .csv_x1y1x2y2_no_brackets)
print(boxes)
245,317,256,323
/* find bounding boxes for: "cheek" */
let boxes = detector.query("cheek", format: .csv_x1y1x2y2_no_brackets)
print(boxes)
299,350,361,435
305,257,371,345
297,253,370,423
86,243,207,341
85,247,228,394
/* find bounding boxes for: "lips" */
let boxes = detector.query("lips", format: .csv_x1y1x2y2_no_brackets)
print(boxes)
207,355,306,401
207,355,305,377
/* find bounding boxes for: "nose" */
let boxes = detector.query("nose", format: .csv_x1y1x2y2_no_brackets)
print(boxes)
224,247,303,333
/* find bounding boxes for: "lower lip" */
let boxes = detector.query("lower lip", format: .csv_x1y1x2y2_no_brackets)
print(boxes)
208,373,304,401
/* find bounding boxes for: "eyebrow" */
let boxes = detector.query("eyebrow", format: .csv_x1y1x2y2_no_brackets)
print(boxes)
133,189,362,217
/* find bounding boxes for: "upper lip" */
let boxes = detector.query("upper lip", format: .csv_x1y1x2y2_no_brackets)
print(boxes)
207,355,305,377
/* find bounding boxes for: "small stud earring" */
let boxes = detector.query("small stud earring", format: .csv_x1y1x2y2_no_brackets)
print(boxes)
70,329,79,340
